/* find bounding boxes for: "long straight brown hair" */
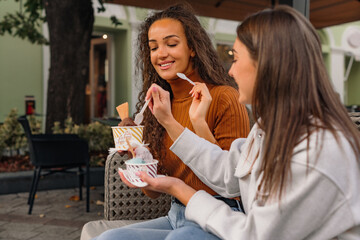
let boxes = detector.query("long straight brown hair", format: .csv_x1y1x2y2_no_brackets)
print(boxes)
237,5,360,201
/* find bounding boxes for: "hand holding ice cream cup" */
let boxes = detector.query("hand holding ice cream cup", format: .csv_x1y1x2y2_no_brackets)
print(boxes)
118,142,159,187
114,102,159,187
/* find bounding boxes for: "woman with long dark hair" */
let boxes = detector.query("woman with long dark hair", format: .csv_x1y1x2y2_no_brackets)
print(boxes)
124,5,360,240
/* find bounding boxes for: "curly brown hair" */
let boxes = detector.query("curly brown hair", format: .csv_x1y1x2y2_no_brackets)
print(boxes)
134,3,237,165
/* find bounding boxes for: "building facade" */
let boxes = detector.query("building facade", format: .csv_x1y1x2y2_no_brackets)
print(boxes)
0,1,359,123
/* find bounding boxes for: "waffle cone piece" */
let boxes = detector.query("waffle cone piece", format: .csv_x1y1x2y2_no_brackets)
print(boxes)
116,102,129,120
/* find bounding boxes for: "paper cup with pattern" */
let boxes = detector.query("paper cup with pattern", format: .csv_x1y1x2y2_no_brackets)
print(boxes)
125,160,158,184
111,126,144,150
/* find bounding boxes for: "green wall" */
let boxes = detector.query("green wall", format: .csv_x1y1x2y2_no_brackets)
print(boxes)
113,29,132,113
328,21,360,105
0,7,134,122
0,0,43,122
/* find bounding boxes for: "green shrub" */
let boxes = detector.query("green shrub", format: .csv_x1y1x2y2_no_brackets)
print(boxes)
0,109,113,166
0,109,27,156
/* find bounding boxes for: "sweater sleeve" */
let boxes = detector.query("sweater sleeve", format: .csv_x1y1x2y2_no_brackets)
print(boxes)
171,128,245,197
208,86,250,150
173,129,357,240
185,164,350,240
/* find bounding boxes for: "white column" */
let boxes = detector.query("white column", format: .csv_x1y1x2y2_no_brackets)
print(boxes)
42,21,50,130
128,7,142,115
329,48,345,103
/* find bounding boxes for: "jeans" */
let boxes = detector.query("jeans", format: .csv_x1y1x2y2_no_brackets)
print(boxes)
92,200,222,240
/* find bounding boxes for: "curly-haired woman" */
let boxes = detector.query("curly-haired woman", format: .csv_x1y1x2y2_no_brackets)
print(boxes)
85,3,250,240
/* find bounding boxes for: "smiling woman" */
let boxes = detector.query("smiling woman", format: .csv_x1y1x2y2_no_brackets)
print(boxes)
148,18,195,80
134,3,250,203
228,39,257,104
84,3,250,240
134,3,250,171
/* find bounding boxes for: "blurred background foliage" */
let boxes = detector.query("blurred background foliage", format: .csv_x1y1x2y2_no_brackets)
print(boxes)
0,108,113,168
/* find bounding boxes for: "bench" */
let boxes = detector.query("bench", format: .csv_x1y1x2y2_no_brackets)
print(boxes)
81,153,170,240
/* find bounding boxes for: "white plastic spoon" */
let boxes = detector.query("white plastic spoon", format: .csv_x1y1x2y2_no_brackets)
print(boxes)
176,73,195,86
134,97,151,125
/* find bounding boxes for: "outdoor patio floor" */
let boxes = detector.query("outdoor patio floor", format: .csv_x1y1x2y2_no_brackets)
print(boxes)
0,187,104,240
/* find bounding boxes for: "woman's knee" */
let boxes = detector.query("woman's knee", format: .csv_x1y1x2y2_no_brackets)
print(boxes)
94,228,121,240
165,226,220,240
96,228,148,240
96,227,171,240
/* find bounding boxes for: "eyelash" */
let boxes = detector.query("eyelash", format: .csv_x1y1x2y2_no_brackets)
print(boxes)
150,44,177,51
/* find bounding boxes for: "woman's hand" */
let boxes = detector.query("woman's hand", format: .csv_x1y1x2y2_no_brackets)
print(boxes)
118,169,162,198
118,169,194,203
146,84,185,142
188,83,216,144
141,173,180,194
146,84,174,127
137,172,197,206
118,170,139,188
189,83,212,123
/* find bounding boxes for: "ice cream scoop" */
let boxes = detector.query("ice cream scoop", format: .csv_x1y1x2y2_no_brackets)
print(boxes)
127,157,145,164
119,117,137,126
134,146,153,163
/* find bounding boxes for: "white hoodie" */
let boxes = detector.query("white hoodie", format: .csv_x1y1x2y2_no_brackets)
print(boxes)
170,124,360,240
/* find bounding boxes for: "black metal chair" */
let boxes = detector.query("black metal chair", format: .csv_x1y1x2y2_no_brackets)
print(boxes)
18,116,90,214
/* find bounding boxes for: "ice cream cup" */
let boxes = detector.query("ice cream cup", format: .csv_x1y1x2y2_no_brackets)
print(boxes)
111,125,144,150
125,160,158,182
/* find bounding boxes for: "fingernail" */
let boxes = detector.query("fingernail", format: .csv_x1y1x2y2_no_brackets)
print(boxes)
152,86,157,92
135,172,141,176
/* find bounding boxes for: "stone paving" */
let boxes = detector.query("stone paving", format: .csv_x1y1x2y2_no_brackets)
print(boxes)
0,187,104,240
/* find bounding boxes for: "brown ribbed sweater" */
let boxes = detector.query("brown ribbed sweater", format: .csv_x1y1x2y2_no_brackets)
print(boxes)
158,71,250,196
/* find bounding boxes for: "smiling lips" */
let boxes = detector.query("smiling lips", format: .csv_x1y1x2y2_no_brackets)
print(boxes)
159,61,174,70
